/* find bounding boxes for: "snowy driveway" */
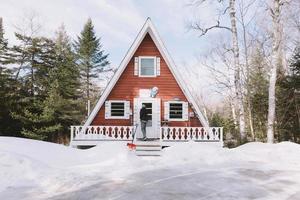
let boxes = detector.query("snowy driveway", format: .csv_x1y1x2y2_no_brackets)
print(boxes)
1,138,300,200
49,164,300,200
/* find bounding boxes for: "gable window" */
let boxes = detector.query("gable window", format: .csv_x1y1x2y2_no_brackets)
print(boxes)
164,101,188,121
139,56,156,77
105,100,130,119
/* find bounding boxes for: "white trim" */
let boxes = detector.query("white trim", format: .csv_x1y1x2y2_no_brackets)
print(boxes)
156,57,161,76
167,101,187,121
105,100,128,119
83,18,209,128
138,56,157,77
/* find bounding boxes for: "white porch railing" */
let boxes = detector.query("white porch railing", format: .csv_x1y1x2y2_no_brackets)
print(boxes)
161,127,223,142
71,126,134,141
71,125,223,143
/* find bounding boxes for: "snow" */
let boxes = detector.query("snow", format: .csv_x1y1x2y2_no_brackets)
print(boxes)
0,137,300,200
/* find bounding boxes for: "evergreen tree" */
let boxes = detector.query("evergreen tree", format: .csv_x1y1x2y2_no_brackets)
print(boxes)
43,25,84,143
53,25,80,99
0,17,9,73
75,18,109,116
248,48,269,141
10,33,57,140
277,47,300,143
10,26,86,142
0,17,23,136
11,34,56,95
209,111,237,147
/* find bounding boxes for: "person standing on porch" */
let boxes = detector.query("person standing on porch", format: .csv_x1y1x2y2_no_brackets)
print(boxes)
140,104,148,141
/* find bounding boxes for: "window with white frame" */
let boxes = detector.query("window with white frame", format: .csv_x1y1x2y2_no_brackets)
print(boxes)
164,101,188,121
139,56,156,77
105,100,130,119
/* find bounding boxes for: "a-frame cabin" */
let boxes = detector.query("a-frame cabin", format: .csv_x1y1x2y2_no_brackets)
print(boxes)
70,18,223,148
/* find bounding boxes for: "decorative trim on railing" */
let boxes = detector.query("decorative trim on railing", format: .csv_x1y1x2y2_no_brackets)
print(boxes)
161,127,223,142
71,126,134,141
70,125,223,143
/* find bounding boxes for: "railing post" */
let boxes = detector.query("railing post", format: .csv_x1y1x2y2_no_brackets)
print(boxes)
70,126,74,143
160,127,162,143
220,127,224,145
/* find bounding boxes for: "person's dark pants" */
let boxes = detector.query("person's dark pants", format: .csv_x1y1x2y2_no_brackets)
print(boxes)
141,120,147,138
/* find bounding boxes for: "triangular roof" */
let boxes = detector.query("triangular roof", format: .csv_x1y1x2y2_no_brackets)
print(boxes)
84,18,209,128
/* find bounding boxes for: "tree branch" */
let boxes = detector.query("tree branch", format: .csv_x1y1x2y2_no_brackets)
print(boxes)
191,20,232,37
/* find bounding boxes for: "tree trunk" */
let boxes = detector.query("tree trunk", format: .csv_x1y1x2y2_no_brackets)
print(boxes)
267,0,281,143
240,8,255,141
87,66,90,117
230,98,238,129
229,0,246,142
31,54,35,96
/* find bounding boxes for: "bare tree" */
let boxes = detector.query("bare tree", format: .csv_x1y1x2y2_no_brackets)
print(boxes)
198,40,239,129
229,0,246,141
191,0,246,142
267,0,283,143
237,0,258,140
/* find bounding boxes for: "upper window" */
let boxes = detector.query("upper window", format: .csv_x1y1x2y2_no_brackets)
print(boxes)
139,56,156,77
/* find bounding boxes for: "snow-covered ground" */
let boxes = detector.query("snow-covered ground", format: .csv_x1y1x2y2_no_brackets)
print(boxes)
1,137,300,200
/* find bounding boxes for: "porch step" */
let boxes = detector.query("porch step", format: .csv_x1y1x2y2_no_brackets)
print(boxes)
135,150,161,156
135,140,162,156
136,145,162,151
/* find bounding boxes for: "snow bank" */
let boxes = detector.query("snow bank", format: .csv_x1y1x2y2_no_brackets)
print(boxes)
0,137,130,168
229,142,300,170
0,137,131,198
1,137,300,199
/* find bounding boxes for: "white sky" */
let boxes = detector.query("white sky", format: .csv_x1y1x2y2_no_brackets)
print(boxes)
0,0,229,106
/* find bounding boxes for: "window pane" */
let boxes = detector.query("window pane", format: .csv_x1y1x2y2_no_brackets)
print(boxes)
142,103,152,126
140,58,155,76
111,102,125,117
169,103,183,119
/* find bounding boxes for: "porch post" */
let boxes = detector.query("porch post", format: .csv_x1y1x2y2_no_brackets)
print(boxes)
70,126,74,143
220,127,224,146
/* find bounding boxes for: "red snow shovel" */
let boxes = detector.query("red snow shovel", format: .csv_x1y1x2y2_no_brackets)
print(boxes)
127,124,138,150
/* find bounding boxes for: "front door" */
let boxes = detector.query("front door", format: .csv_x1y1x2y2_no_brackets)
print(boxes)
134,98,160,139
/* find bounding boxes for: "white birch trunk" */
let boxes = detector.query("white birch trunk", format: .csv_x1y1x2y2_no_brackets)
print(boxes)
203,106,209,127
241,8,255,141
229,0,246,141
267,0,281,143
230,98,238,129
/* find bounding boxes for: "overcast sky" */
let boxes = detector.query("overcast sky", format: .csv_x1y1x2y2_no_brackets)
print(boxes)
0,0,226,106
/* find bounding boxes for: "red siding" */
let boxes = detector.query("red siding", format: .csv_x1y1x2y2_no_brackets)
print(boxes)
91,33,202,127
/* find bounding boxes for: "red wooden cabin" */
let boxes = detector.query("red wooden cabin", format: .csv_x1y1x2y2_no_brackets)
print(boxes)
70,18,223,147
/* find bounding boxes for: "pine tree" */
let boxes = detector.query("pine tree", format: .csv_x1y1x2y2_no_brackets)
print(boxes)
54,25,80,99
75,18,109,116
0,17,23,136
45,25,84,143
277,47,300,143
0,17,9,73
10,33,57,140
11,34,56,95
248,48,269,141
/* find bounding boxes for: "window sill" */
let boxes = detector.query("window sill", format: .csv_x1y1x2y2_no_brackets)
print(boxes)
138,75,157,77
105,116,129,119
167,119,188,122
